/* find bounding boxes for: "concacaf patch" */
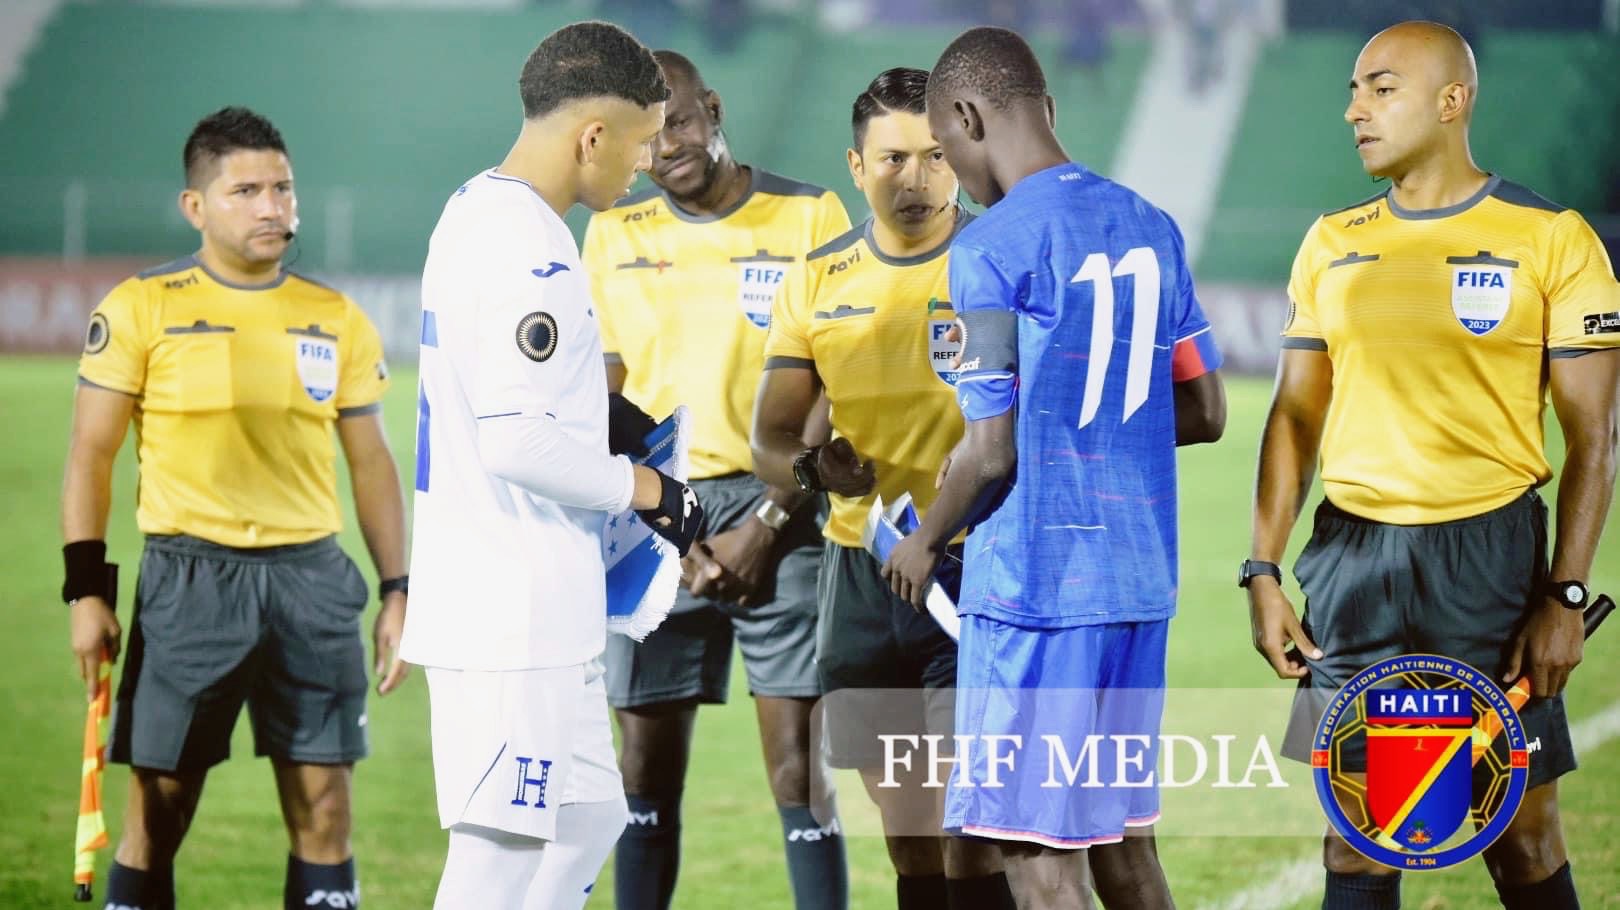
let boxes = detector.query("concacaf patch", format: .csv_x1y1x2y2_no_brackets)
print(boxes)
295,337,339,402
1449,255,1515,336
84,313,109,355
516,311,559,362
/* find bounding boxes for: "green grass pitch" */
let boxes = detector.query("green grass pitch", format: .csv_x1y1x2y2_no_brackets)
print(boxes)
1,356,1614,907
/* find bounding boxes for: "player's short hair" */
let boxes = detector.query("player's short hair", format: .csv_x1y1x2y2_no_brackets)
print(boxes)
182,106,287,188
851,67,929,149
928,26,1047,110
518,21,671,120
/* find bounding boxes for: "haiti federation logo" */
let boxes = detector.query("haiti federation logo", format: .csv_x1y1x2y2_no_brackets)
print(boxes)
1312,655,1527,870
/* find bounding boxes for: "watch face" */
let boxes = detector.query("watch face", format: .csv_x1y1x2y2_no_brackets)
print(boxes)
1565,584,1585,604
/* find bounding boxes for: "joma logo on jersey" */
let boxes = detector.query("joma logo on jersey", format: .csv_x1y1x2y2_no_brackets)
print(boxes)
1343,205,1381,228
826,249,861,274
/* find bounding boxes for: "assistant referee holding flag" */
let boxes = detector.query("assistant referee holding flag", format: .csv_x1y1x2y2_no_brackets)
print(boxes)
1246,22,1620,910
62,107,410,910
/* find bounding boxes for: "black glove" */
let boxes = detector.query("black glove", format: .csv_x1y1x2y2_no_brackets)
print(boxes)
638,472,703,557
608,393,657,457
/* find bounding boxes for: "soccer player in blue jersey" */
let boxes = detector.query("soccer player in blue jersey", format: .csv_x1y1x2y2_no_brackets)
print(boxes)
884,26,1227,910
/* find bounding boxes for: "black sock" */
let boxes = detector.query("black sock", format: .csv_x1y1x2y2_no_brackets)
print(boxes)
284,855,358,910
615,793,682,910
947,870,1015,910
897,873,947,910
1495,861,1579,910
777,804,848,910
104,861,175,910
1323,870,1401,910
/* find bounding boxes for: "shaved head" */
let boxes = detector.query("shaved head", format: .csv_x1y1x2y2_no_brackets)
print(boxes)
652,49,707,95
1355,20,1477,115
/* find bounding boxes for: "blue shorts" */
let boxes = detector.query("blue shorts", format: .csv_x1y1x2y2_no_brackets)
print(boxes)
944,615,1170,848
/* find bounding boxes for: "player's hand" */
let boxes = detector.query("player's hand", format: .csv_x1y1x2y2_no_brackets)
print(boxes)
1503,598,1584,696
1247,578,1321,680
882,534,944,611
817,438,876,498
608,393,657,457
945,321,965,370
69,596,121,702
699,519,781,607
639,472,704,557
682,543,730,598
372,592,410,696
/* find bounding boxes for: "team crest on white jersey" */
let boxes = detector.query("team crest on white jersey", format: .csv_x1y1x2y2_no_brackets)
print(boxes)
1450,264,1512,336
295,337,339,402
736,256,789,329
927,299,962,386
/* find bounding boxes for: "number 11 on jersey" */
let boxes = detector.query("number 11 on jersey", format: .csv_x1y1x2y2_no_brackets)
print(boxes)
1070,246,1161,430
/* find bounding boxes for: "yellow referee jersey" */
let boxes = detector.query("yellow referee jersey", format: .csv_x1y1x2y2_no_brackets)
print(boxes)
583,170,850,479
765,213,970,547
78,256,390,547
1283,176,1620,524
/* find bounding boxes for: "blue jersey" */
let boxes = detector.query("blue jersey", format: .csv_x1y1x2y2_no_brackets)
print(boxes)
952,162,1221,628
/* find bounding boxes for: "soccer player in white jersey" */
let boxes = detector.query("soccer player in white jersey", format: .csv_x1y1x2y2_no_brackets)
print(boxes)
400,22,703,910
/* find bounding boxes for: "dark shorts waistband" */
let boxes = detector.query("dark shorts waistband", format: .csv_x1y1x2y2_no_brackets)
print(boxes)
1319,488,1541,529
689,470,756,490
143,533,341,563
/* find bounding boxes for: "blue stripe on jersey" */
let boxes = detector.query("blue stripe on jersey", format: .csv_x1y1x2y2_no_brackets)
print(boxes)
421,310,439,348
950,162,1221,629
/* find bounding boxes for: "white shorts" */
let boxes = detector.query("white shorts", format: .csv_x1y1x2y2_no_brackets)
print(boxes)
426,659,622,841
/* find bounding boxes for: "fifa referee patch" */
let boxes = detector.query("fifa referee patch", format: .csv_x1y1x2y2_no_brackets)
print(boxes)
516,311,559,362
84,313,110,355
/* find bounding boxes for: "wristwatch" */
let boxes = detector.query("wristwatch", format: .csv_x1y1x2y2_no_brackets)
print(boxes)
1546,579,1589,611
754,499,791,532
1237,559,1283,589
791,446,824,494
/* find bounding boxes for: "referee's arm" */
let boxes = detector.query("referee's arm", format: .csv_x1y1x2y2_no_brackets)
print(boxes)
1504,349,1620,696
336,413,410,695
62,384,135,699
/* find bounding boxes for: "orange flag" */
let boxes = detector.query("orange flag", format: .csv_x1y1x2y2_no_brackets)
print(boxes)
74,657,110,902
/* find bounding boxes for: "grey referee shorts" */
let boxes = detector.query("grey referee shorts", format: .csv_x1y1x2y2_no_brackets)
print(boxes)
1280,490,1576,789
109,534,371,772
604,472,822,708
816,542,962,769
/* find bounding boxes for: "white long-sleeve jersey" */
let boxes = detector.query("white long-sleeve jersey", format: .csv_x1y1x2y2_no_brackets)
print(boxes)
401,169,636,670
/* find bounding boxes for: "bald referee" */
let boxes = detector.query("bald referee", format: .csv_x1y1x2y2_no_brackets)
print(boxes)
1246,22,1620,910
63,107,409,910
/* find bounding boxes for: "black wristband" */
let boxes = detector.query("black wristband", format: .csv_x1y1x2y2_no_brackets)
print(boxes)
379,575,409,599
792,446,825,494
63,540,112,604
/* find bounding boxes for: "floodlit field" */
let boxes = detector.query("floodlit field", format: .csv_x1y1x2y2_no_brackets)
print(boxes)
2,358,1615,908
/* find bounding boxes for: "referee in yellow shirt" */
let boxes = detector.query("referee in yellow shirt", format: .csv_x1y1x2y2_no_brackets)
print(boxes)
1245,23,1619,910
580,51,850,910
62,108,410,910
753,68,1015,910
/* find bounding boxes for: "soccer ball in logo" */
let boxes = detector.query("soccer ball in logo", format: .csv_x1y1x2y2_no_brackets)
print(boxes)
1312,655,1528,870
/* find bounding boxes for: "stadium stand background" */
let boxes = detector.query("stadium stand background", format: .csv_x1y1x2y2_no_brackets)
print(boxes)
2,0,1617,371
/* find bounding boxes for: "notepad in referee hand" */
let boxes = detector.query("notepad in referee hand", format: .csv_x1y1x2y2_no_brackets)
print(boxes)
862,493,961,641
604,406,690,641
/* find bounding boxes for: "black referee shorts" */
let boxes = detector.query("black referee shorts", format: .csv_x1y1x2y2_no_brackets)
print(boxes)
1280,490,1576,789
109,534,371,772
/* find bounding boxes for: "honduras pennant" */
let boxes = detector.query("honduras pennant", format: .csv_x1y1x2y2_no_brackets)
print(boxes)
604,406,690,641
1365,688,1474,851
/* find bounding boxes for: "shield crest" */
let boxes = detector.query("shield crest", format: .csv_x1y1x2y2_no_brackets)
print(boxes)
1366,730,1473,850
927,299,962,386
736,263,785,329
1450,265,1511,336
294,338,339,403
